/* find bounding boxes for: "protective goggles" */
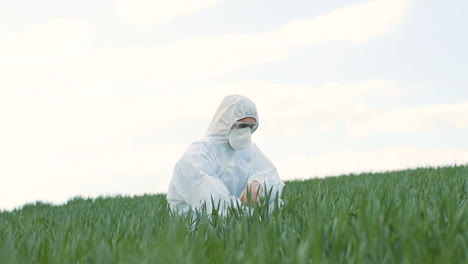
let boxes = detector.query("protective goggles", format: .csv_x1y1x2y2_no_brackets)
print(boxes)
231,121,257,130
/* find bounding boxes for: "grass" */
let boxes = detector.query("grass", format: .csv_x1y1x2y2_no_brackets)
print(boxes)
1,165,467,263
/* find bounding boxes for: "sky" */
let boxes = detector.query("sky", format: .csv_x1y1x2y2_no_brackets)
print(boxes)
1,0,467,211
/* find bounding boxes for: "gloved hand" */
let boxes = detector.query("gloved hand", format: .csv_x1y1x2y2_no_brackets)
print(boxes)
239,180,262,205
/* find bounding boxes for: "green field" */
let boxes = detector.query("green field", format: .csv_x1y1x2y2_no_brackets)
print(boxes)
1,166,467,263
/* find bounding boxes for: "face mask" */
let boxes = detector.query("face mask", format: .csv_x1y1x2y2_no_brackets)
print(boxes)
227,127,251,151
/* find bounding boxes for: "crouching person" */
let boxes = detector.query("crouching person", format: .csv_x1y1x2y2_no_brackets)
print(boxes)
166,95,285,215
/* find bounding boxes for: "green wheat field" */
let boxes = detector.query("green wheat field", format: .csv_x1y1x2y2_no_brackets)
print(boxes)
1,165,467,263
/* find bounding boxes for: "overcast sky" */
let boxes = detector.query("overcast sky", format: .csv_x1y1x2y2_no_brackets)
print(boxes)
1,0,467,210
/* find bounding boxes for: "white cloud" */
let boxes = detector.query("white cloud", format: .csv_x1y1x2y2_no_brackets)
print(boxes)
0,96,190,211
115,0,222,25
0,141,187,211
0,18,90,57
1,78,464,211
67,0,411,83
0,79,407,210
55,34,289,86
277,146,468,180
214,79,410,137
0,0,411,91
348,101,468,137
0,18,91,96
0,0,416,210
268,0,411,45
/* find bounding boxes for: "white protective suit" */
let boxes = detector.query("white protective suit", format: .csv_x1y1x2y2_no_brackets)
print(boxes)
166,95,285,215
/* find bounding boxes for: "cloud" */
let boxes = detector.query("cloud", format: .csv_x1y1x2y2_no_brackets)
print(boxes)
115,0,222,25
113,0,413,80
0,0,411,90
0,18,91,95
69,0,411,83
277,146,468,180
0,18,90,57
0,0,415,210
348,101,468,137
1,78,464,211
214,79,410,137
56,34,289,86
0,79,408,210
0,95,190,211
266,0,411,45
0,141,188,211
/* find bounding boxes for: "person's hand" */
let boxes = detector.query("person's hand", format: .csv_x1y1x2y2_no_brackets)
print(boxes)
239,181,262,205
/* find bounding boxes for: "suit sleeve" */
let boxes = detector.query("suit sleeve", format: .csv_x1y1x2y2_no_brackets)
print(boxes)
247,143,285,202
171,150,240,214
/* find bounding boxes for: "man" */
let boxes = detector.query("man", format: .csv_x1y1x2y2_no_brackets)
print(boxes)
166,95,285,215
